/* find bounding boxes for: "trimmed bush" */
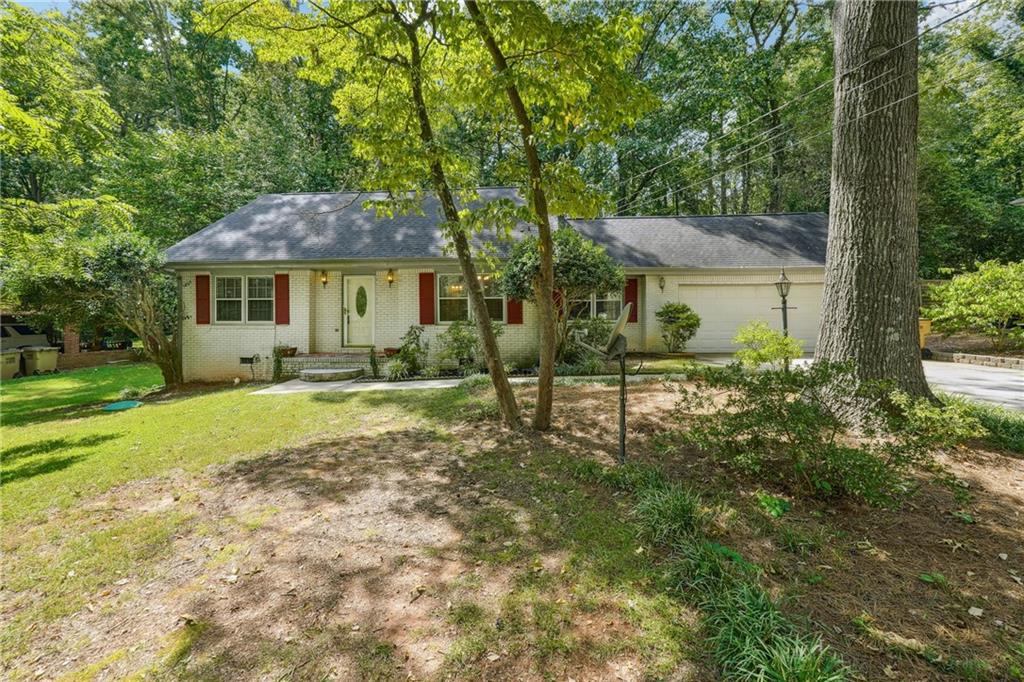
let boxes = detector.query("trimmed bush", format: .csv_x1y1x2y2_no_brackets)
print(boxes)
655,302,701,352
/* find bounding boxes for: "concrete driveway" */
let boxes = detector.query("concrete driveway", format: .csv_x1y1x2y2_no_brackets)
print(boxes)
697,355,1022,410
921,360,1023,410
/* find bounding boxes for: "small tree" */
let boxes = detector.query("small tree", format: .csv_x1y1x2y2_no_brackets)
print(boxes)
926,260,1024,352
734,321,804,370
501,226,624,361
655,303,701,352
83,232,182,385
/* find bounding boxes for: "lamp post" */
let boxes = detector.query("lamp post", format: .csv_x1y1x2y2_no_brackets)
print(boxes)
774,269,792,336
772,269,796,370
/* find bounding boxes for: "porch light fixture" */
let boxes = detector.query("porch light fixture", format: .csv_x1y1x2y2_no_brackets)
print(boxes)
658,276,666,292
386,269,396,287
320,271,328,288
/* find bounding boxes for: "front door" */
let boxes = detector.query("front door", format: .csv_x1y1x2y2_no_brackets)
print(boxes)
344,275,375,346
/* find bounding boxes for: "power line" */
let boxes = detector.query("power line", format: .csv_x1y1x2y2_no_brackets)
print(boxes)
613,40,1021,216
611,0,991,198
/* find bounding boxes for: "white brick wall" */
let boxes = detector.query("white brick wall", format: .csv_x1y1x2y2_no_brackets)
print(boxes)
311,271,343,353
178,265,826,381
373,268,539,366
180,269,312,381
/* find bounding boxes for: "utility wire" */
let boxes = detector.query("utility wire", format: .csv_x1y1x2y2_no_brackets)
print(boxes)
610,0,991,198
613,40,1021,216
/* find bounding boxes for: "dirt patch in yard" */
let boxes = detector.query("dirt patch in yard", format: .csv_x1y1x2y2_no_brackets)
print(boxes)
542,383,1024,680
8,381,1021,680
6,387,705,681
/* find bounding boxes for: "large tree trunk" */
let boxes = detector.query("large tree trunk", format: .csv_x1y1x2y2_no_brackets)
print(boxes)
466,0,557,430
816,0,931,412
403,20,522,429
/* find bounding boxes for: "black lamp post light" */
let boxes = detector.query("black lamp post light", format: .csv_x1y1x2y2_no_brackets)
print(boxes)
772,269,797,370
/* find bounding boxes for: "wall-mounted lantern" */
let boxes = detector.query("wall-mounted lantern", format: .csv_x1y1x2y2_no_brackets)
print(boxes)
320,271,328,289
386,269,396,287
658,276,666,293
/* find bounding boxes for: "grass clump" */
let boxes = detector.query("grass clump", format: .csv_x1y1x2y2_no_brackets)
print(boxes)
577,461,848,681
633,484,710,546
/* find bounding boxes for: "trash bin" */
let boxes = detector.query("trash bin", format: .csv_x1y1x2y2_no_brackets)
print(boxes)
1,348,21,380
22,346,59,375
918,318,932,350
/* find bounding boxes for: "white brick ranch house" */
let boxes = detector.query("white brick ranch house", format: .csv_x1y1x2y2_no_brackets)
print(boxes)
164,187,828,382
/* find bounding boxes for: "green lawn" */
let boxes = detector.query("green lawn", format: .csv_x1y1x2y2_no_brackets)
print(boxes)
0,364,700,679
1,364,479,527
1,362,165,428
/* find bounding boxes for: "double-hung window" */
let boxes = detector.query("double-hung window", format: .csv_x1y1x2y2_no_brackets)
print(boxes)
215,277,243,322
568,291,622,320
437,274,504,323
247,277,274,322
214,275,274,323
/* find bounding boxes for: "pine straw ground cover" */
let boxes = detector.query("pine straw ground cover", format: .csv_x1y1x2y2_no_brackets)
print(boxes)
2,364,1023,680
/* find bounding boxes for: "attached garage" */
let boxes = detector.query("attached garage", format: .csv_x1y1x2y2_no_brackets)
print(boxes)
676,279,824,353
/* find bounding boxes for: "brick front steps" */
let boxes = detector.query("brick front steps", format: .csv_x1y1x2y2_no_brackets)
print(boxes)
930,351,1024,371
280,351,374,378
299,367,364,382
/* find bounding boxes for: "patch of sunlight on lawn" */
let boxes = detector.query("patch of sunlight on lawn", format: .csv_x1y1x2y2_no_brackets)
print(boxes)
1,364,485,527
1,362,165,428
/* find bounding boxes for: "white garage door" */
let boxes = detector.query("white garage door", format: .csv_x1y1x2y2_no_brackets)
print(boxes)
677,282,823,352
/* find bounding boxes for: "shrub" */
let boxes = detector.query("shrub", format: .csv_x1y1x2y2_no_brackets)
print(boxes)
943,396,1024,454
675,361,984,507
655,303,701,352
925,260,1024,351
386,358,412,381
436,320,504,373
394,325,428,376
733,321,804,369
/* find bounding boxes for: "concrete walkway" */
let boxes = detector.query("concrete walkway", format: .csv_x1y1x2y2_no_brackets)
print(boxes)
251,377,462,395
252,359,1022,410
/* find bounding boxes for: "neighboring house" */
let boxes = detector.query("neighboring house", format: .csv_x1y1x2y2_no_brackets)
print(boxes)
164,187,828,381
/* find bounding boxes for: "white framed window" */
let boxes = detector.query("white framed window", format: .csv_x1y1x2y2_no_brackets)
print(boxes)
247,276,274,322
569,291,623,320
595,291,622,320
215,276,243,322
437,273,504,323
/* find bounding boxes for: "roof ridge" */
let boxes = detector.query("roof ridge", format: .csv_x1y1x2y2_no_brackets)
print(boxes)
259,186,522,198
577,211,825,220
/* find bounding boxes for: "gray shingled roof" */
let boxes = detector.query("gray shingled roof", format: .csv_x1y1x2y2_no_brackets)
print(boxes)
569,213,827,268
164,188,827,269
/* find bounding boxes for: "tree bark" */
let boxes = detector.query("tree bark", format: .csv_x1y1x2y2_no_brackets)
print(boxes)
466,0,557,430
403,17,522,428
816,0,931,412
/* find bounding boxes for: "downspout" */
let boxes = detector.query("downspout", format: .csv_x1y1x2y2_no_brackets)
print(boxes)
176,273,184,383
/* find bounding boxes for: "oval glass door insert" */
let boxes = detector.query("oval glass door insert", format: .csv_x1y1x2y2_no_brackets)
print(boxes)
355,286,368,317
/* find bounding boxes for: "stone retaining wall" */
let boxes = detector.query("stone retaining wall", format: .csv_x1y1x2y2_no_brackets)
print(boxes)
931,350,1024,371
